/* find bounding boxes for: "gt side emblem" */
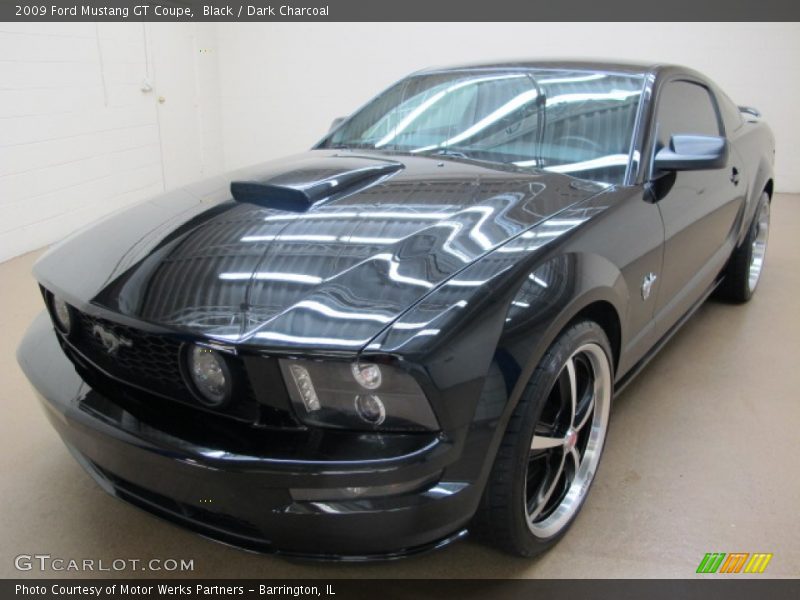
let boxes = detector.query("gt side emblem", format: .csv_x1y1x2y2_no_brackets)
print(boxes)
92,324,132,355
641,272,658,300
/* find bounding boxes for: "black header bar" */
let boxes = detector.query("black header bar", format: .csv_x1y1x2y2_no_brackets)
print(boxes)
3,0,800,22
4,579,800,600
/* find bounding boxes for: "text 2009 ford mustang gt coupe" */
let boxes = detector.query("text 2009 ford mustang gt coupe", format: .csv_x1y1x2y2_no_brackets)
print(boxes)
18,61,774,559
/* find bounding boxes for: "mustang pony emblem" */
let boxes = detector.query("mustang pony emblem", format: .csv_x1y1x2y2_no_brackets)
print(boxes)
91,324,132,355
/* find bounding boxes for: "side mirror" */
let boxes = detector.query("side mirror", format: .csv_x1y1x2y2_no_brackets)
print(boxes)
653,134,728,172
329,116,346,132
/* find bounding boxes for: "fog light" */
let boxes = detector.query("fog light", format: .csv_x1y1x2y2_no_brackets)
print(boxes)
187,345,231,407
50,296,72,334
351,362,382,389
287,363,321,412
354,394,386,425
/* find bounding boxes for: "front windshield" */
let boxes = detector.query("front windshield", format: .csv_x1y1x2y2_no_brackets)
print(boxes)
321,69,645,184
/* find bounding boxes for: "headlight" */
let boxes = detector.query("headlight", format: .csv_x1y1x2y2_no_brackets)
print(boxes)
49,295,72,334
185,345,232,407
351,362,382,389
279,359,438,431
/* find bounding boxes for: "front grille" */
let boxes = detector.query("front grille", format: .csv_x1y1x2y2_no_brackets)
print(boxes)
73,311,184,395
45,297,261,423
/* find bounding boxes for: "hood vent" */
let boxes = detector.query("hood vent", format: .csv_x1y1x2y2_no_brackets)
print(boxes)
230,181,317,212
230,157,403,212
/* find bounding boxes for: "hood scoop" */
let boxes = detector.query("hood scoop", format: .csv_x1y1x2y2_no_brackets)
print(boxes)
230,155,403,212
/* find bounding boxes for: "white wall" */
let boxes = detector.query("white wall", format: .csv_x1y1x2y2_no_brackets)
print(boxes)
0,22,223,262
217,22,800,192
0,23,161,261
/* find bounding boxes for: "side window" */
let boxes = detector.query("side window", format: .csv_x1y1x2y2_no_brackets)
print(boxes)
655,81,721,150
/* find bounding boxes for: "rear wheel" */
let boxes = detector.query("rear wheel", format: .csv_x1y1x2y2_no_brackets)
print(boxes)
717,191,770,303
475,321,613,556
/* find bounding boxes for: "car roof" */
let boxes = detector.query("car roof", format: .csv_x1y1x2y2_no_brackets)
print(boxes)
416,59,664,77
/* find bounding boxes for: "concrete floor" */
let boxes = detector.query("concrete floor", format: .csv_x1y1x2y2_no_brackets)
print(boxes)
1,195,798,579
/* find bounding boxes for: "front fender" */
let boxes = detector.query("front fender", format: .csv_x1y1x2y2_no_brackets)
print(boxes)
494,252,627,419
363,190,633,491
451,250,627,493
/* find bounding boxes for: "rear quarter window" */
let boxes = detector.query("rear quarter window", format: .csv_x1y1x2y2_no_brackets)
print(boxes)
715,88,744,134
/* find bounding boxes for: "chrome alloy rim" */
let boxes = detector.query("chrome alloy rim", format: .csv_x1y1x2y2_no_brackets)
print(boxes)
525,343,611,538
748,201,770,292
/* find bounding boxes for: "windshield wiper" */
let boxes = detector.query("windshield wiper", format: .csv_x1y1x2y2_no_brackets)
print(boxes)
422,148,472,159
327,142,377,150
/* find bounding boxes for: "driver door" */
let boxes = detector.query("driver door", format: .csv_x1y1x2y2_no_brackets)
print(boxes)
650,79,745,338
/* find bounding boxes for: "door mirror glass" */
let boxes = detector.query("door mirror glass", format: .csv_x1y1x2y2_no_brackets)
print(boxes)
653,134,728,172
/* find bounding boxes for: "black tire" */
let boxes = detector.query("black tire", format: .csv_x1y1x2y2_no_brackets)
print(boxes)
716,191,771,303
473,321,614,557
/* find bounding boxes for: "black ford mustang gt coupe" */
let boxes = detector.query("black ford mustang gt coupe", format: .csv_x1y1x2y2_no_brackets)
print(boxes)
18,60,774,559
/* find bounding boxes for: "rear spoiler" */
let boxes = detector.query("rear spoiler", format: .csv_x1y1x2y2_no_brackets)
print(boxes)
738,105,762,118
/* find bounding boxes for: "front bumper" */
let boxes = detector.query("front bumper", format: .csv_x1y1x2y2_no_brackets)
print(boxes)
17,312,479,560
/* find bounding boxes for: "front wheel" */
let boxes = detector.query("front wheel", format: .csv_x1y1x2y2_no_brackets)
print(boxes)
474,321,613,556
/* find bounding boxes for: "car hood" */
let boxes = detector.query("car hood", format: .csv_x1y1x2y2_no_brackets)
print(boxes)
34,150,606,352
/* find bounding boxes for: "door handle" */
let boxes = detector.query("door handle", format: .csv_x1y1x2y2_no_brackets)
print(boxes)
730,167,740,186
